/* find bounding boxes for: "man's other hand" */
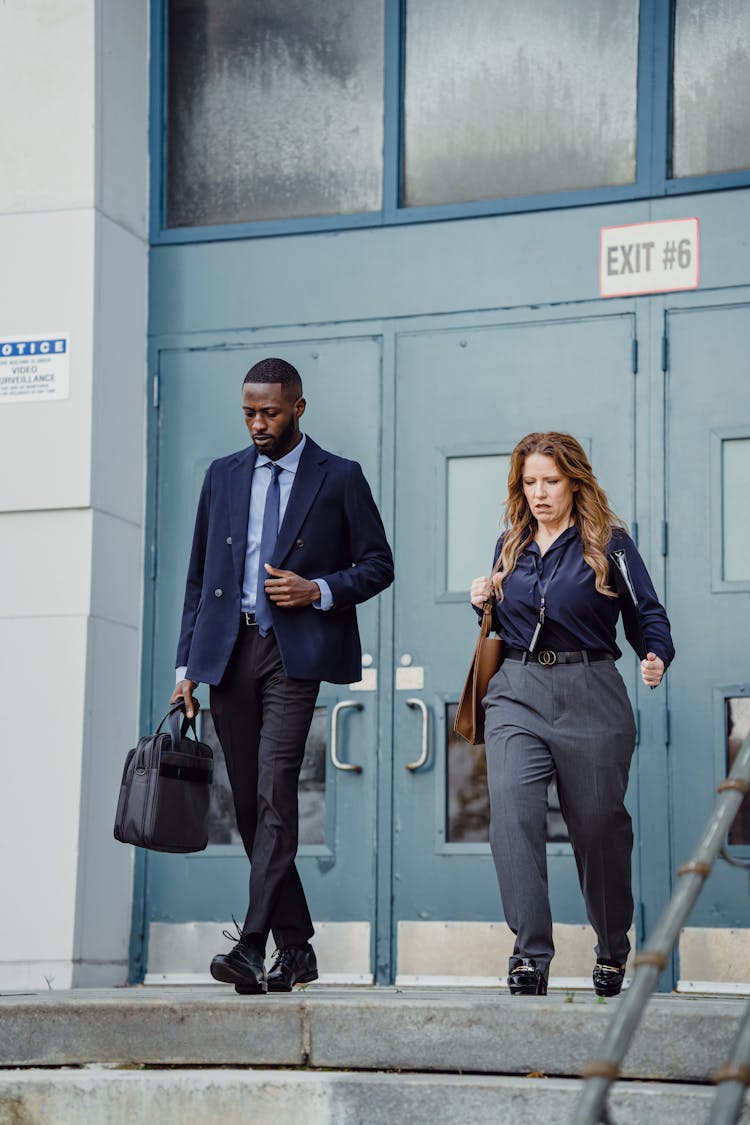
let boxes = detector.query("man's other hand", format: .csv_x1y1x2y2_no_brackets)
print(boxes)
264,564,321,607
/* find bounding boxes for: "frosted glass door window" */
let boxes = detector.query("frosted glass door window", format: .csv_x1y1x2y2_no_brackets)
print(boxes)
723,438,750,581
726,697,750,845
202,707,327,845
672,0,750,178
403,0,639,207
445,705,569,844
447,455,509,591
167,0,384,227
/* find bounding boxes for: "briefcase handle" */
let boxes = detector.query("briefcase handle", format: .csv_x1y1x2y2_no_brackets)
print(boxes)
154,699,201,753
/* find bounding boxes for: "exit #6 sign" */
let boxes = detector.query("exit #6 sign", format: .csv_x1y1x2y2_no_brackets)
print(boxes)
600,218,699,298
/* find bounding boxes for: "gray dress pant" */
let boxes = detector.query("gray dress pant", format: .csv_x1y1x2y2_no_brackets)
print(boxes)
483,657,637,980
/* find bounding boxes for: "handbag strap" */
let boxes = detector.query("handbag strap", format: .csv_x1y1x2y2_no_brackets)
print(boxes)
479,599,494,639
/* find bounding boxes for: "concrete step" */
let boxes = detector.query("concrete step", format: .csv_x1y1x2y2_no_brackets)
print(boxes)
1,1068,749,1125
0,986,746,1084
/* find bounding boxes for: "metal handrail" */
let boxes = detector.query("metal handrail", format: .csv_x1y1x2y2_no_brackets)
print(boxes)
573,729,750,1125
710,1000,750,1124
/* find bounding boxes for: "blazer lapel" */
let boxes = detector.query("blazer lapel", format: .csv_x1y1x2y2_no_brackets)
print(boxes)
273,437,327,567
228,446,257,589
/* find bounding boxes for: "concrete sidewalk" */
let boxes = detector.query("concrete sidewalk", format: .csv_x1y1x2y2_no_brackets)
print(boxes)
0,985,745,1082
2,1068,748,1125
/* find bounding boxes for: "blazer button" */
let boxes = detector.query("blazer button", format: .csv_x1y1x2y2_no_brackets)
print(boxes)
226,536,232,545
214,588,223,597
296,539,304,548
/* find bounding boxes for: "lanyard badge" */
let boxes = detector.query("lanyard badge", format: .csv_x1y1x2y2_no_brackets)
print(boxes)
528,548,566,655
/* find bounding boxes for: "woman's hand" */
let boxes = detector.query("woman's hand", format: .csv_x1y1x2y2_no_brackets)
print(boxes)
640,652,665,688
470,576,493,608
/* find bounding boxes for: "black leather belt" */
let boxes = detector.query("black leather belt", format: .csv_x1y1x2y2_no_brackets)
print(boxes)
240,612,258,627
505,647,614,666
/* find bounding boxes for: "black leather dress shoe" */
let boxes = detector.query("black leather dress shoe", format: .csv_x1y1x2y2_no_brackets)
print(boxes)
507,958,547,995
592,960,626,997
210,934,267,994
262,944,318,993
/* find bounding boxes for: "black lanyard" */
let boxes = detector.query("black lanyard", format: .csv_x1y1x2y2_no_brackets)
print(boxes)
528,544,568,654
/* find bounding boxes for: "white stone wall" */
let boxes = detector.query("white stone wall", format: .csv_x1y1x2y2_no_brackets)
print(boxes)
0,0,149,988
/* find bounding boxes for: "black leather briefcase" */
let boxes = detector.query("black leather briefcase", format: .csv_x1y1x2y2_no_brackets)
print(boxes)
114,701,213,853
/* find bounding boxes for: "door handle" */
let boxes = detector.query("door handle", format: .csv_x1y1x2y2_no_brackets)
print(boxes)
405,698,429,771
330,700,363,773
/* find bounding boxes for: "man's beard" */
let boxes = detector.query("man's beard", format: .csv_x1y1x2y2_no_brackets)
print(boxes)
255,414,297,460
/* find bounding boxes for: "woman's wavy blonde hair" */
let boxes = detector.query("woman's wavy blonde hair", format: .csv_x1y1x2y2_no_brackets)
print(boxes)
493,432,626,601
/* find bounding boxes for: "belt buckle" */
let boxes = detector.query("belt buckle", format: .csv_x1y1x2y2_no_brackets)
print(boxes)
537,649,557,666
244,611,254,626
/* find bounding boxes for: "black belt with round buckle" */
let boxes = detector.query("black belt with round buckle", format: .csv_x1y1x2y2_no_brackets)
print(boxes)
504,647,614,666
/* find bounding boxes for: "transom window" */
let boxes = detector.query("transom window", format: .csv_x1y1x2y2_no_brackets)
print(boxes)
155,0,750,241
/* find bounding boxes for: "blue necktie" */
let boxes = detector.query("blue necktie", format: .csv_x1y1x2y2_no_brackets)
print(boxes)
255,463,282,636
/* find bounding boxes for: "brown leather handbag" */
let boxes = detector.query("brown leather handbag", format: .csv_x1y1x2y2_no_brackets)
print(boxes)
453,601,504,745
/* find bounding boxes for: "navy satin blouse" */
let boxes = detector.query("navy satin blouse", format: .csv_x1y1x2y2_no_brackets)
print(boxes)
487,527,675,666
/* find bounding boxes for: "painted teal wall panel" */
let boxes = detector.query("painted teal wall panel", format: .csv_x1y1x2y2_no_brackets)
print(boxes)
150,190,750,339
651,190,750,290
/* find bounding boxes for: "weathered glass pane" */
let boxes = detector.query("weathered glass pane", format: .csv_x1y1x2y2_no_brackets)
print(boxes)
447,455,509,591
726,697,750,845
446,704,568,843
298,708,327,846
404,0,638,207
202,706,326,846
167,0,384,226
673,0,750,178
723,438,750,581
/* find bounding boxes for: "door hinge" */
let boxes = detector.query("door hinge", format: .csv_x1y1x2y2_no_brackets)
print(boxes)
664,706,671,747
152,372,160,409
661,520,668,556
635,901,646,944
634,706,640,747
632,338,639,374
661,333,669,372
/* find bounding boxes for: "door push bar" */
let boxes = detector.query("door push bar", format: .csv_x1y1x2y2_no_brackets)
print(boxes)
330,700,363,773
405,698,429,772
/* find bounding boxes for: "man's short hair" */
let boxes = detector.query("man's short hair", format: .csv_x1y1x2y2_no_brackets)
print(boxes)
243,357,303,401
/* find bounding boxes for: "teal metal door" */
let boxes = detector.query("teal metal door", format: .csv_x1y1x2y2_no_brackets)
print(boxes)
141,308,676,983
143,337,386,969
391,312,643,965
665,299,750,946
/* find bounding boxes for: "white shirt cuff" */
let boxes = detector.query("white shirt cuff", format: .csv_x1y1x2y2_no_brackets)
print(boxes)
175,666,188,684
313,578,333,611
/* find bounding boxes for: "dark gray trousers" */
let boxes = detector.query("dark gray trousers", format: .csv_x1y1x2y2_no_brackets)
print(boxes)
483,657,637,979
210,626,320,951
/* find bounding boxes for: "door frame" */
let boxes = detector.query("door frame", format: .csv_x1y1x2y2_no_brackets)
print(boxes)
658,288,750,985
134,297,676,984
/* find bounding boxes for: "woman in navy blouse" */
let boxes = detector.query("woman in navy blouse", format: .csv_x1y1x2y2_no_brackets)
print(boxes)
470,432,674,997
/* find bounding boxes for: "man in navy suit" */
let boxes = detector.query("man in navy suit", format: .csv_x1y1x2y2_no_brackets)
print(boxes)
171,357,393,994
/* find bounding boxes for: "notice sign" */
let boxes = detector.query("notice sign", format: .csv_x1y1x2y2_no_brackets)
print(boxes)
600,218,699,298
0,333,70,403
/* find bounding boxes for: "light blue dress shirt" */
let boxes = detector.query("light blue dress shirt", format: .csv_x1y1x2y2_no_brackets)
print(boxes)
241,434,332,611
176,434,331,683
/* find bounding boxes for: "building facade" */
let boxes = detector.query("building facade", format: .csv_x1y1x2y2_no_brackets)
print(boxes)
1,0,749,991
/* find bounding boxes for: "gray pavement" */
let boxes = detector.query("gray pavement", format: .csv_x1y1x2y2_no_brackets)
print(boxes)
0,985,745,1084
2,1068,750,1125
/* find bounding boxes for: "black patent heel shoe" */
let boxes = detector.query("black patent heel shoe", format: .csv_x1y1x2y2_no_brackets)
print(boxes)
592,960,626,997
507,958,547,995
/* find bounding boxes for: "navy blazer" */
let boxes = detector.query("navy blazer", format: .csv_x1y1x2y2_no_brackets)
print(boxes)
176,437,394,685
